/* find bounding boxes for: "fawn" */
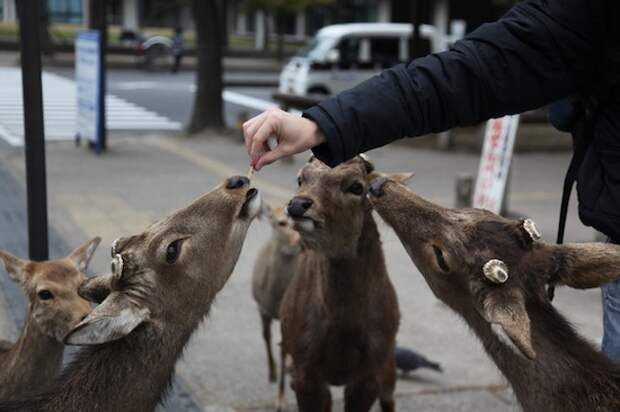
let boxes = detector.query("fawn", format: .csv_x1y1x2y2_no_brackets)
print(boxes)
0,176,261,411
280,156,401,412
368,174,620,412
0,237,99,399
252,205,301,384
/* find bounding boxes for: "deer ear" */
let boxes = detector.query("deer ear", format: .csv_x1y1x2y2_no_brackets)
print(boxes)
68,237,101,272
64,292,150,345
366,171,414,186
549,243,620,289
79,273,114,304
472,272,535,360
0,250,28,283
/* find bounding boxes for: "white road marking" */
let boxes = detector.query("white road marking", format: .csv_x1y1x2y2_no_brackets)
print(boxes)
222,90,278,112
0,68,182,146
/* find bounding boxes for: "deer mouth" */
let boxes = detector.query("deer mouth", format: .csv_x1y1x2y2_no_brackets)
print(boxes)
239,188,261,219
288,215,317,233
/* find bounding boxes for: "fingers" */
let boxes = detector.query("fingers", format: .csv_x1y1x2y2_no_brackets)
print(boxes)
243,112,268,156
255,146,285,171
249,116,279,166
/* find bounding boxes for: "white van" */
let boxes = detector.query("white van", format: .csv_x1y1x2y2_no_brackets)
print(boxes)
278,23,435,96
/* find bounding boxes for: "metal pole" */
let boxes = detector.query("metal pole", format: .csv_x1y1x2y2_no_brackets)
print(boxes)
18,0,49,260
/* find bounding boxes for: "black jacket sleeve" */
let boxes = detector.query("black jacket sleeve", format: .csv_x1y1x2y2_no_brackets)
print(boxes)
304,0,598,167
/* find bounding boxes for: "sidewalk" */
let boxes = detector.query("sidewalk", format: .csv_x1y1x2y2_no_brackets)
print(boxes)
0,133,600,411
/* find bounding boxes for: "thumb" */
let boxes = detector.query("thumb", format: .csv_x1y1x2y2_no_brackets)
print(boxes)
255,146,286,170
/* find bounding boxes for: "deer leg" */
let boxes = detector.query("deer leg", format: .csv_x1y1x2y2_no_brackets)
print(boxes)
378,354,397,412
293,371,331,412
344,378,380,412
276,345,287,412
261,313,277,383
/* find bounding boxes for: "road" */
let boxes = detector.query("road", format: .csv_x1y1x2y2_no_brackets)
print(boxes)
0,65,280,145
54,67,278,130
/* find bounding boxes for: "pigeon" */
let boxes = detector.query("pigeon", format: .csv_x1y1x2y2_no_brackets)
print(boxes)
395,346,443,374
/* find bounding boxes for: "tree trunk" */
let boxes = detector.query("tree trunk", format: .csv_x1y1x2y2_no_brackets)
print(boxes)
188,0,224,133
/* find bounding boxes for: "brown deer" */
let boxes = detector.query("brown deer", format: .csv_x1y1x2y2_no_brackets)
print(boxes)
0,176,261,411
280,156,401,412
0,238,99,399
368,175,620,412
252,205,301,383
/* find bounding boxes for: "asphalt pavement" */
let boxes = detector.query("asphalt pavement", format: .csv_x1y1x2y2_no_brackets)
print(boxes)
0,130,602,411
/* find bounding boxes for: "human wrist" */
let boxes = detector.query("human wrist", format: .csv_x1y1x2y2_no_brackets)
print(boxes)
307,120,326,148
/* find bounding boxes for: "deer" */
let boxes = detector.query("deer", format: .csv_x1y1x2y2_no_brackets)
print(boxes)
252,205,302,384
0,175,262,411
367,174,620,412
0,238,99,399
279,156,401,412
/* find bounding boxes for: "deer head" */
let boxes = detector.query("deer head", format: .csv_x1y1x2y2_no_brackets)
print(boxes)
0,238,100,342
286,156,381,258
64,176,261,345
261,205,301,257
368,176,620,360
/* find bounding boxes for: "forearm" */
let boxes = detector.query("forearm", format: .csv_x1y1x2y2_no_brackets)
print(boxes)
305,0,596,167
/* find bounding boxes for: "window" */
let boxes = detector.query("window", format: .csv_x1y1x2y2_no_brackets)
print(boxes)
370,37,401,68
337,36,361,68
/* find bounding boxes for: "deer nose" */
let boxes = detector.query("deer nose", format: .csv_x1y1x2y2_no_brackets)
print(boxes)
368,177,388,197
226,175,250,189
287,197,313,218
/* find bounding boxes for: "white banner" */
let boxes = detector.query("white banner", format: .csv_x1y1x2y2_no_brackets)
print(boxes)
473,115,520,214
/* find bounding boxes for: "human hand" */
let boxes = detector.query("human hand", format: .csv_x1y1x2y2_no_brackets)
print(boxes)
243,109,326,170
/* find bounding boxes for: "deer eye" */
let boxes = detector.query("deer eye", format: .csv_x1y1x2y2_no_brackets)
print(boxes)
297,176,302,187
278,221,287,227
346,182,364,196
166,240,183,264
38,290,54,300
432,245,450,272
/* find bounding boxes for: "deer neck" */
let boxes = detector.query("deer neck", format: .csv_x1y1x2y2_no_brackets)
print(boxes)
0,315,63,397
456,298,619,411
320,211,385,301
44,319,198,412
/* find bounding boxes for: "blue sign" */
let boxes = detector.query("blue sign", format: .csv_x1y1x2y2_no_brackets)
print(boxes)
75,31,103,153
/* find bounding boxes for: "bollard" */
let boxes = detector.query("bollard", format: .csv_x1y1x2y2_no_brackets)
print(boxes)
455,173,474,208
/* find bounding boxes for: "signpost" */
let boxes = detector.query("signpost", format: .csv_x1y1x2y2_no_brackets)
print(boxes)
473,115,520,214
75,30,104,154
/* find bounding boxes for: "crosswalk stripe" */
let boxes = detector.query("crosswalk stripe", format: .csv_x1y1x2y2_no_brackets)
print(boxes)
0,68,182,146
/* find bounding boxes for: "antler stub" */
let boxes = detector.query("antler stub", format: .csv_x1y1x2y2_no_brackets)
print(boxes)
111,254,124,280
522,218,542,241
483,259,509,284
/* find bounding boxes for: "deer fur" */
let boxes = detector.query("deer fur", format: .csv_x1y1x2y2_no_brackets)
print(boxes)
368,175,620,412
0,176,261,411
0,238,99,399
252,205,301,383
280,157,400,412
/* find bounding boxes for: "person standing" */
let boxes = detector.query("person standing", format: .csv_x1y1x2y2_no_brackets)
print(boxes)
171,27,184,74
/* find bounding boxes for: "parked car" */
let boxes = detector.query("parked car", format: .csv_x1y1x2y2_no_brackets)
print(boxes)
278,23,436,97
